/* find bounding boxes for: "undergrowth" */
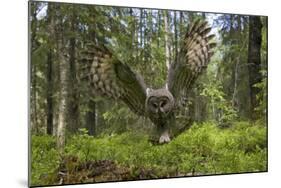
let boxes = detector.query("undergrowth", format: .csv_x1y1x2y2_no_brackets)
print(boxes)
31,121,267,186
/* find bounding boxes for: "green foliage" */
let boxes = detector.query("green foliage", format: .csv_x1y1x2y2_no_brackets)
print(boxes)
200,79,238,124
31,121,267,185
102,103,142,134
254,70,267,120
31,135,60,185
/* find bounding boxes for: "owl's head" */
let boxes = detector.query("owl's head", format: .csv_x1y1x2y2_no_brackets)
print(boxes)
145,88,174,117
145,88,175,143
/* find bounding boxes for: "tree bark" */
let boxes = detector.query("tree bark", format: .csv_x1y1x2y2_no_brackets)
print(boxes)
179,12,183,38
67,5,79,133
188,13,194,23
85,99,96,136
174,11,178,61
56,6,68,152
57,49,67,152
231,15,241,110
83,18,99,136
164,10,171,70
157,11,161,48
45,4,55,135
30,3,39,133
248,16,262,119
147,9,153,63
143,9,148,62
139,9,144,63
46,49,54,135
232,57,239,108
130,8,135,58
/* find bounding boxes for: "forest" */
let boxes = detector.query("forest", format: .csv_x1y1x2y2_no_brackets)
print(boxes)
29,1,267,187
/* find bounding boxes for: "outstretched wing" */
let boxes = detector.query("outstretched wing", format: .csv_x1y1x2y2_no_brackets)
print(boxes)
79,43,147,116
167,19,216,105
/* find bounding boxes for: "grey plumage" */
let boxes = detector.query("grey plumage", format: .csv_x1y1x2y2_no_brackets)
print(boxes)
79,19,216,143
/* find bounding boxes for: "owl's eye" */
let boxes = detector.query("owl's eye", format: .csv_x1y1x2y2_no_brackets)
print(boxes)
152,103,158,108
160,100,167,107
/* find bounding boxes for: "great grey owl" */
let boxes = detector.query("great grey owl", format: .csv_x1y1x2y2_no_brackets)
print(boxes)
79,19,216,143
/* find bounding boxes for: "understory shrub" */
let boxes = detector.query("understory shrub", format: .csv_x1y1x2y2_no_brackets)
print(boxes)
31,121,267,185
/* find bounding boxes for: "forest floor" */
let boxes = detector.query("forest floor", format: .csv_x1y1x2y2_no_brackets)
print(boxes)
30,121,267,186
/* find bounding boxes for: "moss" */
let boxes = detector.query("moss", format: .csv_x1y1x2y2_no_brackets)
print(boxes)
31,121,267,186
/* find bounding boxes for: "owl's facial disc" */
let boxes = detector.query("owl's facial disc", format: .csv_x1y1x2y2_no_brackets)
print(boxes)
145,91,174,144
159,97,168,106
148,96,170,115
147,96,158,114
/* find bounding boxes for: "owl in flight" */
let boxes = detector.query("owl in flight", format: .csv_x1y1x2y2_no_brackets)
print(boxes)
79,19,216,143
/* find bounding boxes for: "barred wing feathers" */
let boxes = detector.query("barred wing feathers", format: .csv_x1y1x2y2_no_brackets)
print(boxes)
79,43,147,116
167,19,216,104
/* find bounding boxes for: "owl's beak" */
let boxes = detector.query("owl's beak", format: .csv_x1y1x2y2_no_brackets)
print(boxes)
155,108,158,114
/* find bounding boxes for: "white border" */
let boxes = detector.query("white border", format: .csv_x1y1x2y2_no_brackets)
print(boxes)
0,0,280,188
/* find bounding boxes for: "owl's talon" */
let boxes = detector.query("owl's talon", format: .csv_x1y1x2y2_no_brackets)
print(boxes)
159,132,171,144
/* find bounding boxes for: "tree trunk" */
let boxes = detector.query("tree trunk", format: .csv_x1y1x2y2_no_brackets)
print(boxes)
148,10,153,63
46,49,54,135
179,12,183,38
248,16,262,119
84,20,99,136
174,11,178,61
56,8,68,153
46,4,55,135
31,50,38,133
85,99,96,136
164,10,171,70
57,49,67,152
202,12,206,19
143,9,148,62
67,6,79,133
194,89,201,121
30,3,39,133
130,8,135,59
157,11,161,48
231,16,242,110
232,57,239,108
188,13,194,23
139,9,143,63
